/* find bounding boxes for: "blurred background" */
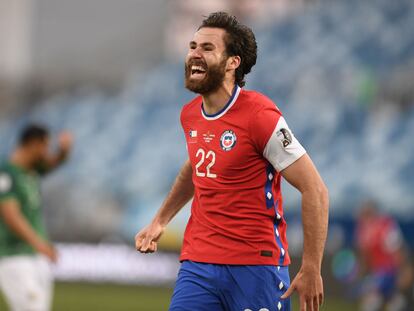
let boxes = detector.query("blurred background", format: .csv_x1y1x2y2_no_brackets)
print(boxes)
1,0,414,310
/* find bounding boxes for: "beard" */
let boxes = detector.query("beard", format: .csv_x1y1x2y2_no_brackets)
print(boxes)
184,56,227,95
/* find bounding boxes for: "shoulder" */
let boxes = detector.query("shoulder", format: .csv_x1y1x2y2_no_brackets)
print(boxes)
0,162,13,176
181,95,202,118
240,90,282,127
239,89,282,115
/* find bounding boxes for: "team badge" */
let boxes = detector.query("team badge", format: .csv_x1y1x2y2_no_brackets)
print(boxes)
276,128,292,147
220,130,237,151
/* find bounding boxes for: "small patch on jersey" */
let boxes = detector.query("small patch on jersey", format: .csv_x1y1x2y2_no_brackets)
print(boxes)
188,129,198,143
260,250,273,257
220,130,237,151
276,128,292,147
0,173,12,193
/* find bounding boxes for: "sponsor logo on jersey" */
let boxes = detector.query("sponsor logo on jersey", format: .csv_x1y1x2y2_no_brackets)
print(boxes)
220,130,237,151
202,131,215,143
276,128,292,147
189,130,197,138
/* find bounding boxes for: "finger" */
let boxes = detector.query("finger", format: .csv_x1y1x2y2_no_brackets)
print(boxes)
313,296,319,311
306,297,314,311
135,235,144,250
300,296,306,311
319,292,324,307
153,241,158,252
280,284,294,299
140,237,152,252
146,241,157,253
49,250,57,262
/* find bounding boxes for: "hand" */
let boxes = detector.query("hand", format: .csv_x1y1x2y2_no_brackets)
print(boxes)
35,241,58,263
281,266,324,311
57,131,74,153
135,221,165,253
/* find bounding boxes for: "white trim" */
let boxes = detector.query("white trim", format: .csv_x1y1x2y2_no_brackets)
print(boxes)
201,86,241,120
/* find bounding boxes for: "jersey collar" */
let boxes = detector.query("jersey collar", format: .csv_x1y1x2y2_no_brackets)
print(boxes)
201,85,241,121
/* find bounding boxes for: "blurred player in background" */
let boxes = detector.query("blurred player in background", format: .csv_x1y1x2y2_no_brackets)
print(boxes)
0,124,73,311
355,200,412,311
136,12,329,311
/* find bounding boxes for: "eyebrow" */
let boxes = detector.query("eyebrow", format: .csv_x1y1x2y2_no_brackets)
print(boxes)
189,41,216,49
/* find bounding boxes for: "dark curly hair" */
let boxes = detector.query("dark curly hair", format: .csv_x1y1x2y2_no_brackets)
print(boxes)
199,12,257,87
19,124,49,146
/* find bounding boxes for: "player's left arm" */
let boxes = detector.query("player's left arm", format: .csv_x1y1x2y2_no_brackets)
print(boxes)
40,131,73,173
280,154,329,311
250,102,329,310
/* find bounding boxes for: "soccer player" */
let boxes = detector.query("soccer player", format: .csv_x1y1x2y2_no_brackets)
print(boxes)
135,12,329,311
0,124,73,311
355,201,410,311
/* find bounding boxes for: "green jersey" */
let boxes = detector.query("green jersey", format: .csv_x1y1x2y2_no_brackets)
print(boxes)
0,161,47,257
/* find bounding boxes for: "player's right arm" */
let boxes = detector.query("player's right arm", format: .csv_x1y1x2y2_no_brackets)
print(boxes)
135,159,194,253
0,199,57,262
38,131,73,174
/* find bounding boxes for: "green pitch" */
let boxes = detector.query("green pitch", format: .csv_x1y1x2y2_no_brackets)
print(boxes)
0,282,356,310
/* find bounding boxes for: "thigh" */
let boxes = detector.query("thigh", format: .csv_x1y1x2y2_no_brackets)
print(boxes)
34,255,54,310
221,265,291,311
169,261,224,311
0,255,52,311
375,272,397,299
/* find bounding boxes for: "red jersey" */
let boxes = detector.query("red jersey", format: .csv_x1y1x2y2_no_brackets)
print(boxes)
356,215,403,273
180,86,306,266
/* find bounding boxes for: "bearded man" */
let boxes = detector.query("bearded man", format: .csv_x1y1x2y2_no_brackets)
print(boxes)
136,12,329,311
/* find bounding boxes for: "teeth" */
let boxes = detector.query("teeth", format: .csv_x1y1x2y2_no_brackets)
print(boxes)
191,65,205,72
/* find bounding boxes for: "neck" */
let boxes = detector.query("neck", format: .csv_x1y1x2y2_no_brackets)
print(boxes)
202,80,236,115
10,148,33,170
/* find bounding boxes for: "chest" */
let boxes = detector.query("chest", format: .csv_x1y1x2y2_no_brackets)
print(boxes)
184,119,261,181
16,173,41,209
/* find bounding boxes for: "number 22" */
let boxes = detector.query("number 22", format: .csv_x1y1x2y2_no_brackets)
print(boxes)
195,148,217,178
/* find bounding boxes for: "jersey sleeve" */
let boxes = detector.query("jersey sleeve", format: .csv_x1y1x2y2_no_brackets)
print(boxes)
250,105,306,172
0,171,16,202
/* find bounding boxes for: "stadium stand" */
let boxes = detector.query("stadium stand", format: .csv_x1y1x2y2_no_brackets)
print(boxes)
0,0,413,243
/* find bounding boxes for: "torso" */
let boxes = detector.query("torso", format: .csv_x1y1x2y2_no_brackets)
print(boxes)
0,161,46,257
180,86,292,266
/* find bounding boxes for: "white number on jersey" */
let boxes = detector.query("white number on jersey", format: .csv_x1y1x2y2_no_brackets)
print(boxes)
195,148,217,178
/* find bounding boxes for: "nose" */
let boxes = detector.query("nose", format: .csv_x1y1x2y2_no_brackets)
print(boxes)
188,47,202,59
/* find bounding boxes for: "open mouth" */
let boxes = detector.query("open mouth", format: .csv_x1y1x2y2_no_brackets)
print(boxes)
190,65,206,79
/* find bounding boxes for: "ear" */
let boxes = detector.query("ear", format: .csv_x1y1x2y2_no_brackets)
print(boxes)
226,55,241,71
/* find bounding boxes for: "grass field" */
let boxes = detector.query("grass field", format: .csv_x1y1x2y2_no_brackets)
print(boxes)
0,282,357,310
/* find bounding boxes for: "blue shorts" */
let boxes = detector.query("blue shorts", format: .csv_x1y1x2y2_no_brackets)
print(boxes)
361,271,398,299
169,260,291,311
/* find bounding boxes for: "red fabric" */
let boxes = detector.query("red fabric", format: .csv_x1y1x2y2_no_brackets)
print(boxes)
356,215,402,273
179,89,290,266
